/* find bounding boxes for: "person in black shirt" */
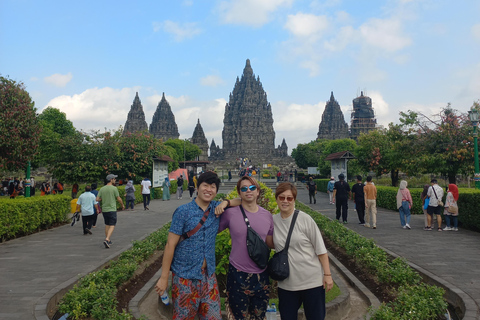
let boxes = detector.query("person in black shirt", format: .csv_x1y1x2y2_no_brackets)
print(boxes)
333,173,351,223
351,175,366,225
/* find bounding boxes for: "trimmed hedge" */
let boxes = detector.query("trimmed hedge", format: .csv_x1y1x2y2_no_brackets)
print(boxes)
315,179,480,231
0,195,71,241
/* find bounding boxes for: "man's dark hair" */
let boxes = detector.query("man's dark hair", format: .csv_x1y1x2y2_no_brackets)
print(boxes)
91,183,97,190
85,185,91,192
356,175,362,181
366,176,372,182
431,179,438,184
197,171,220,191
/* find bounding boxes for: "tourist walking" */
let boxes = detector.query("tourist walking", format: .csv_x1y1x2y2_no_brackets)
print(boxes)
177,175,184,199
71,183,79,198
426,179,444,231
307,177,317,204
396,180,413,229
443,184,459,231
351,175,366,225
228,170,232,182
327,177,335,204
333,173,351,223
273,182,333,320
90,183,99,228
125,180,136,210
141,176,151,210
162,177,171,201
188,176,195,199
155,172,240,319
75,185,99,235
420,184,434,229
96,174,125,248
219,176,274,320
364,176,377,229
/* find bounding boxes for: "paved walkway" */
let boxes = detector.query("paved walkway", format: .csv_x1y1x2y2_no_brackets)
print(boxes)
297,186,480,320
1,185,479,319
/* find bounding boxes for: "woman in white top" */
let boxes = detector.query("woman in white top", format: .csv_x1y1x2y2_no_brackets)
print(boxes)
272,182,333,320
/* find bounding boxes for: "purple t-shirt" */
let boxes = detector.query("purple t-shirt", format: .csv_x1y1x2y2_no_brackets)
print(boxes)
219,205,274,274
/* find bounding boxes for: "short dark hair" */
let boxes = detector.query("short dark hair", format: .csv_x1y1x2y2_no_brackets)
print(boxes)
356,175,362,181
197,171,220,191
91,183,97,190
85,185,91,192
236,176,260,194
366,176,372,182
431,179,438,184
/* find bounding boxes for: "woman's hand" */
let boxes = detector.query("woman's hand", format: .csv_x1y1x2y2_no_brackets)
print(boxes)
324,274,334,292
155,276,168,296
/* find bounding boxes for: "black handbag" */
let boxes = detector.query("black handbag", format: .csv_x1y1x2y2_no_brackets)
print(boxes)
268,210,299,281
240,205,271,269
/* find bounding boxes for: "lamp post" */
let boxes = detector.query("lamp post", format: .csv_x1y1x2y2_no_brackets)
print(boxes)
468,107,480,189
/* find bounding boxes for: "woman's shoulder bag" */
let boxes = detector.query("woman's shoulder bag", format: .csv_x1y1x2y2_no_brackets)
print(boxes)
268,210,299,281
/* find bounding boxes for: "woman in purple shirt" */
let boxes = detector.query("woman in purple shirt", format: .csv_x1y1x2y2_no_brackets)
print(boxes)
219,176,274,320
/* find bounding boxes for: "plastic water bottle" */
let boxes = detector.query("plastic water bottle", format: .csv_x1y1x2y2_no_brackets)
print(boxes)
266,304,274,320
272,303,277,318
160,291,170,305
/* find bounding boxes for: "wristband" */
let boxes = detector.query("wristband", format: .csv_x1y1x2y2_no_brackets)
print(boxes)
324,273,331,276
225,199,230,207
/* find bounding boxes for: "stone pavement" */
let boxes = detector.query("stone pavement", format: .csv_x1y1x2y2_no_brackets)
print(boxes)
0,194,193,320
297,186,480,320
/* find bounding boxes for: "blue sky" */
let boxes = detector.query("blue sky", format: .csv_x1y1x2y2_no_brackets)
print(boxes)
1,0,479,154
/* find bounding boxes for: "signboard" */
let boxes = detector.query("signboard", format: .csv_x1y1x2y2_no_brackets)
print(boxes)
152,159,169,188
307,167,320,174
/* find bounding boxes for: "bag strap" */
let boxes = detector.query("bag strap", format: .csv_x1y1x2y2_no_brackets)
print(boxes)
239,205,252,228
432,186,439,200
179,208,210,242
283,210,299,252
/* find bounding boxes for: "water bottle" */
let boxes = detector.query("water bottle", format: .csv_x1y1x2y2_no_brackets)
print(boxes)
160,291,170,305
272,303,277,318
266,304,274,320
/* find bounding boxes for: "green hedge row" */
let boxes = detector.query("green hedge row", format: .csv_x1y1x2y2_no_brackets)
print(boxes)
58,222,171,320
315,179,480,231
0,195,71,241
296,201,447,319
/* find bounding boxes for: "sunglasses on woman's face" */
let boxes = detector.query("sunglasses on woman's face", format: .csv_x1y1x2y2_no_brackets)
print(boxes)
240,185,257,192
278,195,294,202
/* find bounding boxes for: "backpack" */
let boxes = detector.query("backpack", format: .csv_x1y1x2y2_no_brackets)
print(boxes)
308,181,316,192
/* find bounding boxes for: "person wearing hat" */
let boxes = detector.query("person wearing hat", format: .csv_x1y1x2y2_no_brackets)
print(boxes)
327,177,335,204
332,173,351,224
96,174,125,248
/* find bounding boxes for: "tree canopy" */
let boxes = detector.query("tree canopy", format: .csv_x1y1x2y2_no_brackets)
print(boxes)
0,76,41,172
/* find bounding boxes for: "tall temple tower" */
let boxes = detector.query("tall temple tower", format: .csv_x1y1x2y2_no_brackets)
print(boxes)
220,59,278,161
190,119,209,161
350,91,376,140
123,92,148,135
149,92,180,141
317,92,349,140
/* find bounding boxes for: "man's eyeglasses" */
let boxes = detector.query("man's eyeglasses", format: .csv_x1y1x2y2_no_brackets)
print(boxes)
278,195,294,202
240,185,257,192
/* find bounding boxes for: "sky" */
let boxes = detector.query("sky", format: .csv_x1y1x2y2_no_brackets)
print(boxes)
1,0,480,155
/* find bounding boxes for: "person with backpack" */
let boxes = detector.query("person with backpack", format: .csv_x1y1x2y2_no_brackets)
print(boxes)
307,177,317,204
333,173,351,224
327,177,335,204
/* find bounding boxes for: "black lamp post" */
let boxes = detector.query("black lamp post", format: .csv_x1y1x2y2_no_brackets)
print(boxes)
468,107,480,189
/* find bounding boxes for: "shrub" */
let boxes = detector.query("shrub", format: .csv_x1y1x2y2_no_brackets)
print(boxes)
0,195,70,241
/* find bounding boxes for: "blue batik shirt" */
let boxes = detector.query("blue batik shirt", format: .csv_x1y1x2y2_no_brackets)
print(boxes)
169,199,221,280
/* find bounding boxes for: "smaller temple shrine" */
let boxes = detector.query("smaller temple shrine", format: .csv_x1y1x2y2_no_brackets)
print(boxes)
149,93,180,141
317,92,349,140
190,119,209,161
123,92,148,135
350,91,376,140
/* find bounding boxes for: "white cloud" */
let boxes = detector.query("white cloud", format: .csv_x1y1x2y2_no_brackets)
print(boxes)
152,20,202,42
359,18,412,52
323,25,355,52
284,13,329,41
472,24,480,41
218,0,294,27
200,75,225,87
44,72,73,87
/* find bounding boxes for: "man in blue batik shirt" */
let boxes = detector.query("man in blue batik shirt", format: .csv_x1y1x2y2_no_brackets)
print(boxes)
155,171,241,320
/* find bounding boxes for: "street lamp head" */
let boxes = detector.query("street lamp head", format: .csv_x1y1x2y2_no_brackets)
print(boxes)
469,108,479,123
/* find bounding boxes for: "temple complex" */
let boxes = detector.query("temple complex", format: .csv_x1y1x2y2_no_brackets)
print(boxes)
123,92,148,135
190,119,209,161
317,92,349,140
350,91,376,140
149,93,180,141
210,59,291,165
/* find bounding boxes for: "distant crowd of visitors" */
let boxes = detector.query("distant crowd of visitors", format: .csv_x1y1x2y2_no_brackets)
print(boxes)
1,177,67,198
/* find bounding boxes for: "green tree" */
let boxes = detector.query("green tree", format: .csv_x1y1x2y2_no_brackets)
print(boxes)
317,138,357,177
0,76,41,172
164,139,201,163
35,107,77,167
291,140,323,168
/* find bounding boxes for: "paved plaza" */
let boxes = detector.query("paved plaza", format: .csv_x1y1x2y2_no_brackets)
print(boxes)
0,184,479,319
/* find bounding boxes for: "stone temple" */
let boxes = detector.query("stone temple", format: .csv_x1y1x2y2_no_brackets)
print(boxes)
350,91,376,140
123,92,148,135
190,119,209,161
209,59,290,164
149,92,180,141
317,92,349,140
